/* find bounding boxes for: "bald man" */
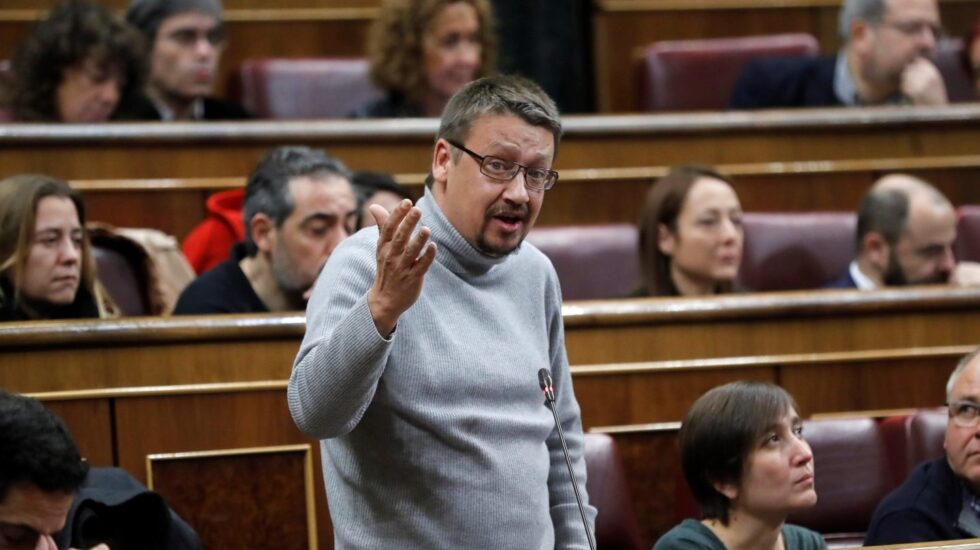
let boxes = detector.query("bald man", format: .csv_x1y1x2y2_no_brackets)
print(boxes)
827,174,980,288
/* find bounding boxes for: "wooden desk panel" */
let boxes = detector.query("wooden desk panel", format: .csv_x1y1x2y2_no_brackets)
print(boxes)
70,155,980,240
42,398,115,467
4,107,980,180
562,289,980,364
113,390,333,550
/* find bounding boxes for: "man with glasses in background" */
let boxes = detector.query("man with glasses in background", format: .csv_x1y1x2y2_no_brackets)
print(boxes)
121,0,250,120
731,0,947,108
865,347,980,544
288,75,596,549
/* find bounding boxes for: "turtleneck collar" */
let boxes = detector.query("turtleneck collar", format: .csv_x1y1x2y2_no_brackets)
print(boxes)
417,188,513,276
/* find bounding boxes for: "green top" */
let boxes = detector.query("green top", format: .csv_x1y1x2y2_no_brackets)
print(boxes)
654,519,827,550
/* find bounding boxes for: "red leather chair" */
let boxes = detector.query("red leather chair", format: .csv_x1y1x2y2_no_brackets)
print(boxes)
232,58,383,119
955,205,980,262
787,418,896,548
738,212,855,291
935,39,976,103
525,224,639,300
672,417,896,548
584,433,645,550
635,34,819,112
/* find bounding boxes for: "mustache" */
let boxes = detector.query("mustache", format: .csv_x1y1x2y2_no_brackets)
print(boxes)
485,203,530,221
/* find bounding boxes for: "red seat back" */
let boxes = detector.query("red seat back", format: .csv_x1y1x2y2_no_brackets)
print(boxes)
738,212,855,291
956,205,980,262
526,224,638,300
232,58,383,119
635,34,819,112
584,433,645,550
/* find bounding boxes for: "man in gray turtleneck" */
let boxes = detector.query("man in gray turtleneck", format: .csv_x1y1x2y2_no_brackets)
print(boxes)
288,75,596,549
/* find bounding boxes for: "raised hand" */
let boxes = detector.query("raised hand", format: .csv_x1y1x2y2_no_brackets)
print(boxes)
367,199,437,336
901,57,948,106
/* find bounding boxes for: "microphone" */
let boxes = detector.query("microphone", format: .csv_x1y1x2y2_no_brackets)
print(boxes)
537,368,596,550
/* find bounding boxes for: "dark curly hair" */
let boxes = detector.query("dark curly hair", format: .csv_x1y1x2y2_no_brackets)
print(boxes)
367,0,496,105
5,0,146,121
0,390,88,502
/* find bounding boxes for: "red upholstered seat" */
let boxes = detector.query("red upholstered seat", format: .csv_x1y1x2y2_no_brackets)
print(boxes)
232,58,383,119
583,433,644,550
738,212,855,291
525,224,638,300
635,34,819,112
787,418,896,547
956,206,980,262
904,408,947,472
935,38,976,103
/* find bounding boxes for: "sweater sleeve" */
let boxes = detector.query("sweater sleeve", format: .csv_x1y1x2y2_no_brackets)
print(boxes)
544,272,598,548
287,231,394,439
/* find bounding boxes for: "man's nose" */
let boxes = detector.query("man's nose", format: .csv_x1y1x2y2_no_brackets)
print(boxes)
502,171,531,204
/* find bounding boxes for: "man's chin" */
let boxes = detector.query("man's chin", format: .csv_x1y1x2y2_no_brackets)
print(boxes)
476,235,523,258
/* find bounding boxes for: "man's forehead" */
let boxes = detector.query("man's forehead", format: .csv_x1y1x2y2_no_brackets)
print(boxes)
466,114,555,151
0,483,73,534
160,11,221,32
953,357,980,395
902,193,955,241
884,0,940,20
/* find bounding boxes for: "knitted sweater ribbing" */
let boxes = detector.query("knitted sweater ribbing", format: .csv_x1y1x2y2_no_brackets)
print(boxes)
288,190,596,549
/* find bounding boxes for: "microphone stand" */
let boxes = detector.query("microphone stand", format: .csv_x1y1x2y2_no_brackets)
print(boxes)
539,369,597,550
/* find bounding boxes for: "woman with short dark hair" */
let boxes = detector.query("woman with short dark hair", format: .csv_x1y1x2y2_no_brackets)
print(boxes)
654,381,826,550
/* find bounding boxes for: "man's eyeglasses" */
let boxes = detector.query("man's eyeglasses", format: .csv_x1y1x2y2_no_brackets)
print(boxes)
446,140,558,191
948,400,980,428
879,20,944,41
166,26,227,48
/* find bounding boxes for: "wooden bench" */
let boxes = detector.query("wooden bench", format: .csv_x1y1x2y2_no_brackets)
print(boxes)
67,154,980,241
4,106,980,180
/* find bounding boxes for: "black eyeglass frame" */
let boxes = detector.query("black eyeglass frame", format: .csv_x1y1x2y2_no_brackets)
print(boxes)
446,140,559,191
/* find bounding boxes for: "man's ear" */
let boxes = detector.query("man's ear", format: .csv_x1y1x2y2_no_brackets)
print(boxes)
250,213,276,253
431,139,453,192
849,19,874,55
863,231,890,273
657,223,676,256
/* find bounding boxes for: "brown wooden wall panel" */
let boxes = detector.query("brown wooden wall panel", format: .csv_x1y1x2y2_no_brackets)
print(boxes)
69,156,980,240
148,445,316,550
593,0,980,112
114,391,333,550
3,107,980,181
42,398,115,467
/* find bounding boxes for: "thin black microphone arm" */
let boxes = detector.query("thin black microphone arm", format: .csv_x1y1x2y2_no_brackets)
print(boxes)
537,368,597,550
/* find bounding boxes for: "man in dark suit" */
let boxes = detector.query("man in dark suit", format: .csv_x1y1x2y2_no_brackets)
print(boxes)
865,348,980,544
827,174,980,289
119,0,250,120
730,0,948,109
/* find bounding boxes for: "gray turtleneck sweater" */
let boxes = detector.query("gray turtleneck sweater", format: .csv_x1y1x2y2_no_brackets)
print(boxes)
288,190,596,549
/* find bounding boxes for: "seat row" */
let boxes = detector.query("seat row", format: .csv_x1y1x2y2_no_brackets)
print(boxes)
526,206,980,300
590,409,949,549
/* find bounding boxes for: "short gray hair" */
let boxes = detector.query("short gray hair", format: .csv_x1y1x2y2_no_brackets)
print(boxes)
431,74,562,187
839,0,888,41
242,146,351,257
126,0,223,43
946,347,980,403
